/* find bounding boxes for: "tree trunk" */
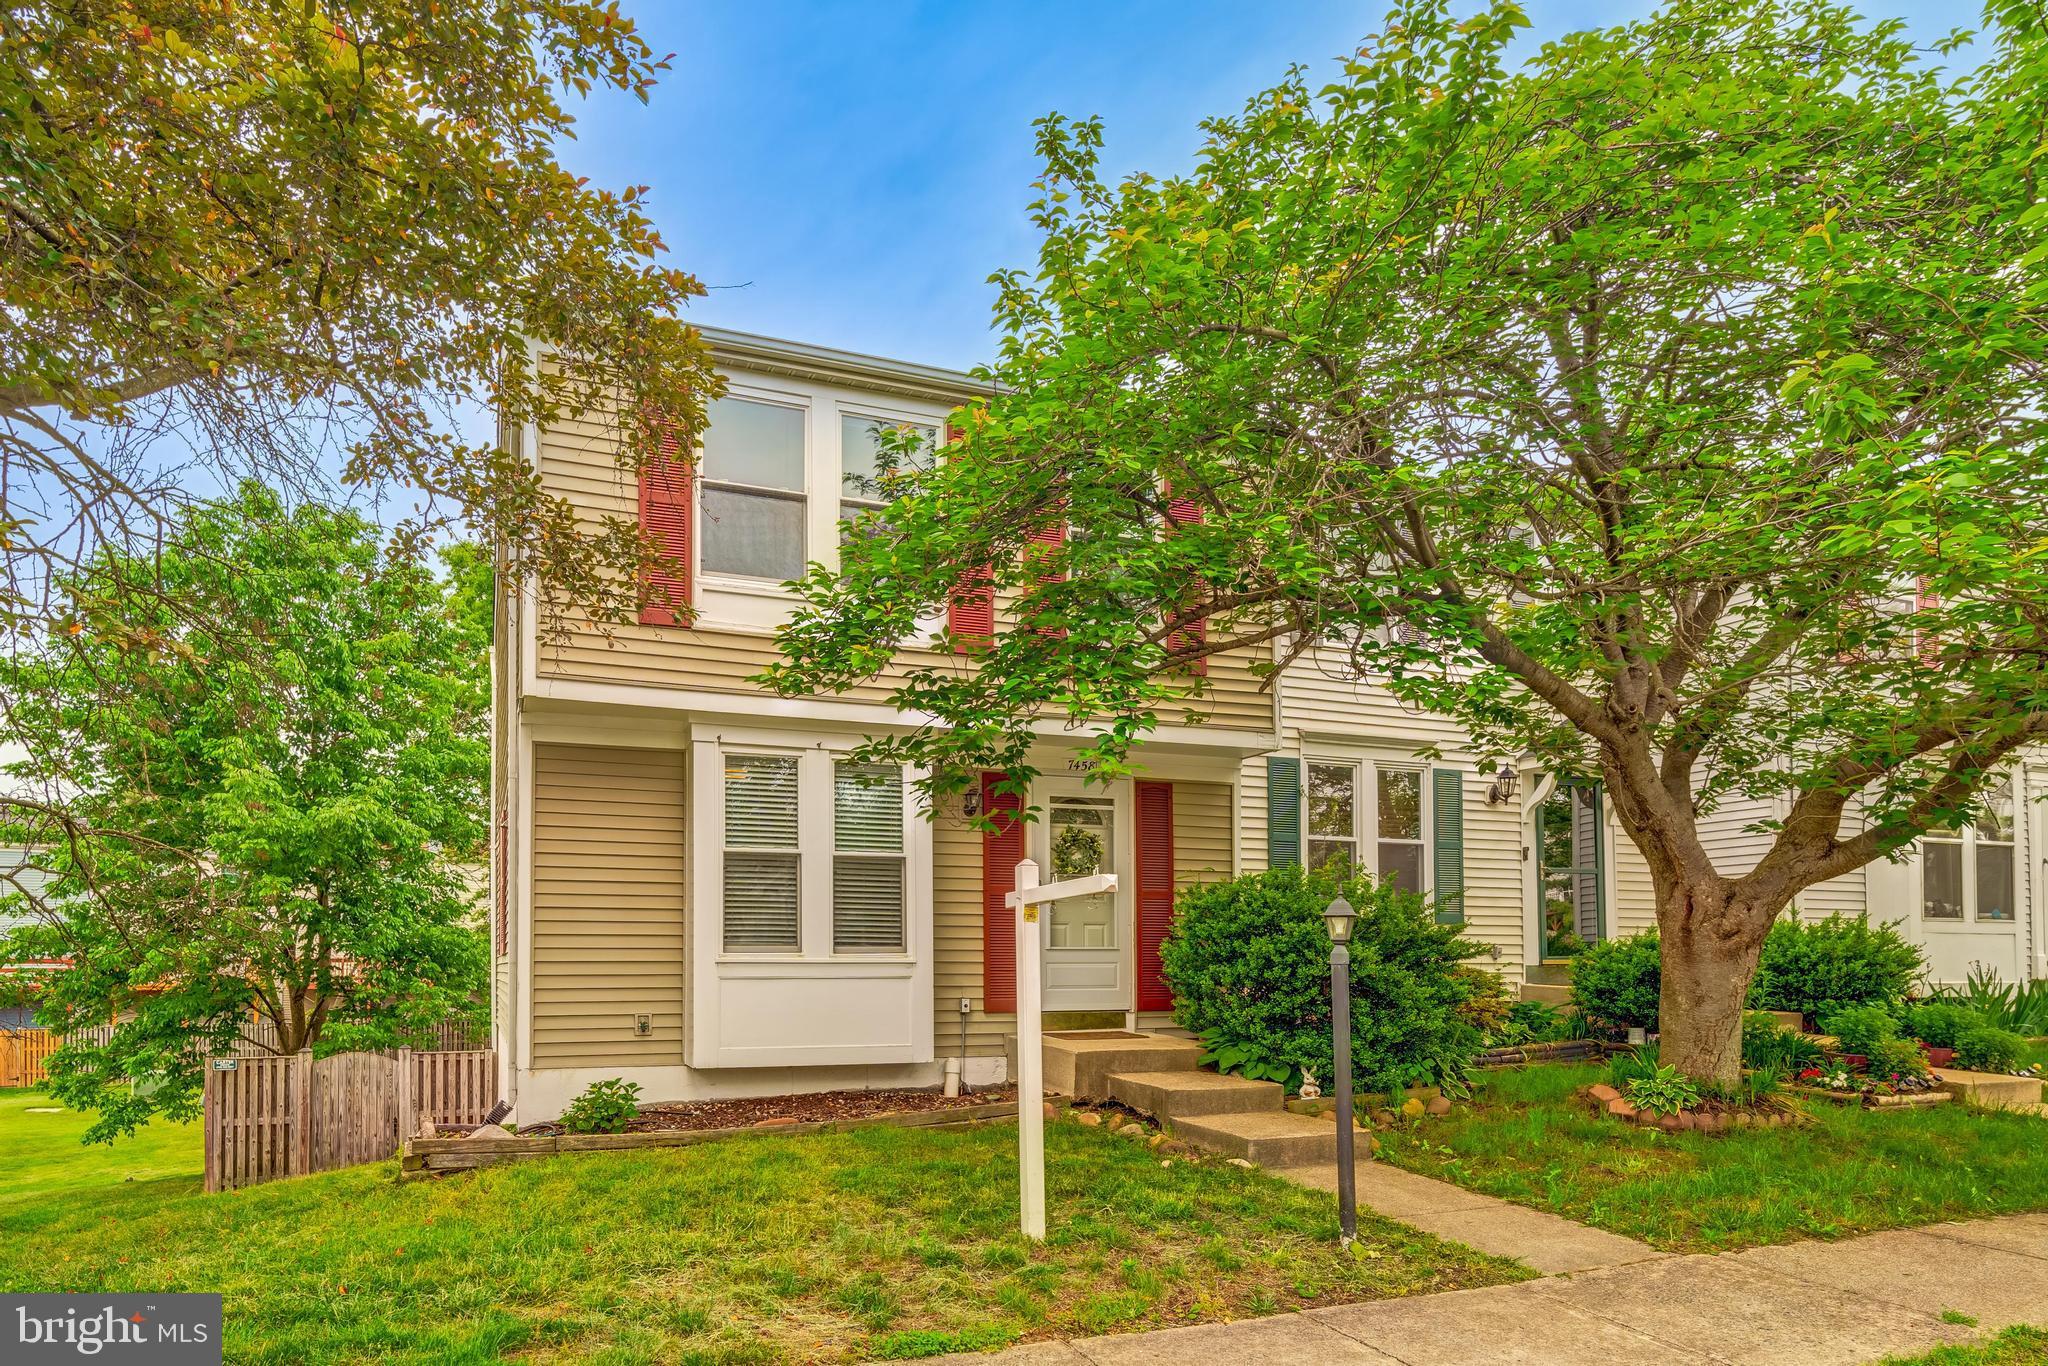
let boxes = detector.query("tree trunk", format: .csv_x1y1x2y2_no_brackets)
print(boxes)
1654,878,1774,1090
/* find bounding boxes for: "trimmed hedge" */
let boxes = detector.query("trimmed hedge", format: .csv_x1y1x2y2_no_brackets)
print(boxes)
1161,865,1484,1095
1568,932,1662,1030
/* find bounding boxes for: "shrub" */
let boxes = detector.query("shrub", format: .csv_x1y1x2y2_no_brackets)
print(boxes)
1569,932,1661,1030
1954,1026,2025,1074
1822,1004,1900,1059
1164,865,1484,1095
1741,1011,1823,1074
1455,965,1515,1043
1904,1001,1986,1050
560,1078,641,1134
1748,915,1922,1025
1504,999,1570,1045
1869,1037,1930,1081
1626,1065,1702,1117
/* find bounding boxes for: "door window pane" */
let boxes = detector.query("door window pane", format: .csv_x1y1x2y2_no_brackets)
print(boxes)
701,486,805,581
703,397,804,489
1922,837,1963,920
1977,842,2015,922
1047,798,1116,949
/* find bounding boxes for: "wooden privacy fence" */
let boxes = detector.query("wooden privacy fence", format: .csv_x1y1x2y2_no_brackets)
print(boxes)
204,1047,496,1192
0,1029,58,1088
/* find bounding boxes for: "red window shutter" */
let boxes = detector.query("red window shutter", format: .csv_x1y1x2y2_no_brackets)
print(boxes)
638,425,691,626
948,563,995,652
1024,518,1067,639
981,772,1024,1014
1164,490,1207,675
1915,576,1941,665
1135,780,1175,1013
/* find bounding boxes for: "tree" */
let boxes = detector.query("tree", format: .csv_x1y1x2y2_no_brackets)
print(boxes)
1,1,716,808
769,0,2048,1086
0,486,489,1140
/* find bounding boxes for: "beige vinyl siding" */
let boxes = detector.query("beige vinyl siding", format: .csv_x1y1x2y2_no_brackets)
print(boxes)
1172,781,1233,890
931,805,1006,1059
530,744,687,1067
1258,643,1532,973
531,411,1271,730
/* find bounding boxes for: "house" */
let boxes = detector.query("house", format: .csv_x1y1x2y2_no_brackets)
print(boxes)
490,329,1277,1120
493,328,2045,1119
1236,639,2048,994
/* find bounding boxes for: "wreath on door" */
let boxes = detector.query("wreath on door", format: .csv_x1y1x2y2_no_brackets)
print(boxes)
1052,823,1104,882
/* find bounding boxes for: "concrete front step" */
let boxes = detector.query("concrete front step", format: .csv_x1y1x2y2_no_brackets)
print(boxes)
1008,1029,1203,1101
1108,1069,1285,1121
1933,1067,2045,1111
1172,1110,1340,1166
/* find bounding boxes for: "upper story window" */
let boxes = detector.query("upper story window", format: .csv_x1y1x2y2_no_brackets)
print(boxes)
840,415,936,536
700,396,806,582
1305,759,1427,895
1923,780,2016,923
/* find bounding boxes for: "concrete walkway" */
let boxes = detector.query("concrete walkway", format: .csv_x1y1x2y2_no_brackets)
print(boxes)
1272,1158,1664,1274
946,1210,2048,1365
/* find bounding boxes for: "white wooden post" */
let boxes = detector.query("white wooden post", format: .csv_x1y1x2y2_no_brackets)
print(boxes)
1013,857,1046,1241
1006,861,1117,1243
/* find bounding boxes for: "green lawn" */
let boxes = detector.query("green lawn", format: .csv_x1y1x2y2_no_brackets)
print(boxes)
1882,1326,2048,1364
1375,1064,2048,1253
0,1091,1523,1363
0,1087,203,1209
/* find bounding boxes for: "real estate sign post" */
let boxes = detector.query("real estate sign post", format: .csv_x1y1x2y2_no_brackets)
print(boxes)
1007,860,1118,1241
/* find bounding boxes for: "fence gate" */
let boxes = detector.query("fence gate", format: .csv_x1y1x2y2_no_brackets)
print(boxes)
0,1030,59,1088
203,1047,496,1193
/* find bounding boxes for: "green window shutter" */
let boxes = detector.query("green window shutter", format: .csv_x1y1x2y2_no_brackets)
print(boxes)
1431,768,1465,926
1267,757,1301,868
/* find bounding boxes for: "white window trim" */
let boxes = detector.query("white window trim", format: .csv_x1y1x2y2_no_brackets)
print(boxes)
696,386,811,594
688,372,952,635
1918,776,2019,929
688,723,935,1070
1302,751,1432,893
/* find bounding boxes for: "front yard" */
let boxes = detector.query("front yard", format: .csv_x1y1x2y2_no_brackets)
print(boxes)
0,1091,1523,1363
1376,1063,2048,1253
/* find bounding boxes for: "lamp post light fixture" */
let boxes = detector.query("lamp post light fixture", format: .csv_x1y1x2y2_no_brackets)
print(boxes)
1485,761,1520,806
1324,894,1359,1245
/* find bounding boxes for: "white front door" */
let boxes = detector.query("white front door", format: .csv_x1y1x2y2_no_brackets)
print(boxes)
1032,778,1132,1012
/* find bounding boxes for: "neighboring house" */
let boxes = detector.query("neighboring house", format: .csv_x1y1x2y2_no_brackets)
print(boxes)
0,845,60,1032
1237,641,2048,992
492,329,1276,1120
494,329,2045,1119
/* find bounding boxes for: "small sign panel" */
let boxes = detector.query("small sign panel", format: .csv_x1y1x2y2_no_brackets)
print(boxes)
208,1059,238,1072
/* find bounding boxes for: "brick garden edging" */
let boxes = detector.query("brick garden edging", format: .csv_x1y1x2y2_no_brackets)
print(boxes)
400,1098,1029,1178
1585,1083,1805,1133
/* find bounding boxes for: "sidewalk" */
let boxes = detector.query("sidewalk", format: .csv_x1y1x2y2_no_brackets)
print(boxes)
944,1201,2048,1365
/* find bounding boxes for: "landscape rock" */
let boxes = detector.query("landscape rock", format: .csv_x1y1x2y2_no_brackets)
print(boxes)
1425,1096,1453,1117
1373,1108,1398,1126
1400,1098,1426,1119
1227,1157,1255,1169
1605,1097,1636,1119
1588,1083,1621,1103
1076,1111,1102,1127
465,1123,513,1141
1043,1102,1058,1121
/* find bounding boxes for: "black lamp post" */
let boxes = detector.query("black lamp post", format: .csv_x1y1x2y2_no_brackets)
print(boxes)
1324,893,1358,1245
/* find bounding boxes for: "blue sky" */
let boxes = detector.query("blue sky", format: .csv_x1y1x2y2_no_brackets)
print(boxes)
561,1,1982,373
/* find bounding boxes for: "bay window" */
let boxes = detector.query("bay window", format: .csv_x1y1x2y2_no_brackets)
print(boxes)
718,746,911,956
1923,781,2016,923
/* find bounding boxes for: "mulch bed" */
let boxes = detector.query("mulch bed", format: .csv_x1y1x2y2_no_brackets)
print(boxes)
518,1085,1018,1137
